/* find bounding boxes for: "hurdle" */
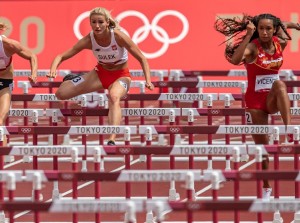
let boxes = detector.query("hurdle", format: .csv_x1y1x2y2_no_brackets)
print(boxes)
169,69,298,78
45,107,181,146
6,69,300,222
0,125,137,208
6,109,44,162
3,167,300,223
2,199,300,222
2,142,300,222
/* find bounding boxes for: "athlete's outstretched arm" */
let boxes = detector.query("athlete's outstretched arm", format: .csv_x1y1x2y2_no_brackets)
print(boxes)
47,36,90,78
114,30,154,90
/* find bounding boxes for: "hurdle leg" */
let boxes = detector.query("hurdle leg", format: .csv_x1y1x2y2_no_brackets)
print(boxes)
0,131,4,220
123,128,136,223
224,95,232,169
232,147,240,223
207,96,213,170
145,131,155,223
210,171,220,223
124,201,136,223
125,128,131,199
158,94,166,145
3,116,13,163
71,147,79,223
154,201,164,223
255,146,263,223
94,147,101,223
187,109,195,169
292,128,300,223
98,103,105,145
272,128,283,222
33,172,42,223
273,129,280,197
3,132,13,163
294,128,300,198
52,115,60,200
81,116,88,172
7,173,16,223
186,172,195,223
168,122,179,201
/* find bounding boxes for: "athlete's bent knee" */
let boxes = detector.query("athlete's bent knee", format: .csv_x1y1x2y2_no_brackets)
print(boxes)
272,80,287,92
109,94,121,104
55,89,69,100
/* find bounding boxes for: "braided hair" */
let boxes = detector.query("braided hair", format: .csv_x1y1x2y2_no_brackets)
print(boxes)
214,13,291,63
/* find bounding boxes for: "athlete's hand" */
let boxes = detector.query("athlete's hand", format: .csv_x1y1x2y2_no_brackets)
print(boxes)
145,82,154,90
246,21,256,36
28,75,37,84
47,70,57,79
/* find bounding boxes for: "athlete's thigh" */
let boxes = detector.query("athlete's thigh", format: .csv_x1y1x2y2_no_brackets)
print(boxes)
0,88,11,119
246,108,269,144
56,69,104,99
108,77,131,98
266,89,278,114
247,109,269,125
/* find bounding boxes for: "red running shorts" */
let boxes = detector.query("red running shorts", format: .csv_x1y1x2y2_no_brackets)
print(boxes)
94,64,131,89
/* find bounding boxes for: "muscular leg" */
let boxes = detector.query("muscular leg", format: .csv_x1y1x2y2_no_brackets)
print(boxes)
0,88,12,146
55,70,104,100
107,77,131,142
247,109,270,188
266,80,291,140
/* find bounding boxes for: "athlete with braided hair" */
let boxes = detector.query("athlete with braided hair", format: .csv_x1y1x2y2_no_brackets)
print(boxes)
215,13,300,200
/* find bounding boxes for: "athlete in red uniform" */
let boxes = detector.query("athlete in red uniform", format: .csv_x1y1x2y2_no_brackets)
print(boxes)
215,13,300,200
245,36,283,112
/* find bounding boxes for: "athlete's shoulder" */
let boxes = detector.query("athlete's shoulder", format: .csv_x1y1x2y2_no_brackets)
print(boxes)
113,29,127,39
74,33,92,50
113,29,130,47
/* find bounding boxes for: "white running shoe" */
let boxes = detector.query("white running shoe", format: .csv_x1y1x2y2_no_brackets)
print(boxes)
262,188,272,201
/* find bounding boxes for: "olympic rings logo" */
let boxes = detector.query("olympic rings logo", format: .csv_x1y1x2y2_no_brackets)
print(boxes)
187,203,201,210
210,109,221,115
158,82,168,87
239,172,253,179
21,128,32,134
73,10,189,59
74,110,84,116
61,173,75,180
118,148,131,154
169,127,180,133
280,146,292,153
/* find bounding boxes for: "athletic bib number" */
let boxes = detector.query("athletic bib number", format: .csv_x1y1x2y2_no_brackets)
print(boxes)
245,112,252,124
255,74,279,92
71,76,84,86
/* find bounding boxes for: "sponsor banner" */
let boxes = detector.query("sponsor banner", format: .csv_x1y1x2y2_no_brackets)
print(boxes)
1,0,300,70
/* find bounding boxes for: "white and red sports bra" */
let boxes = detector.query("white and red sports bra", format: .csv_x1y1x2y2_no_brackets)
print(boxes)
0,35,12,71
90,29,128,65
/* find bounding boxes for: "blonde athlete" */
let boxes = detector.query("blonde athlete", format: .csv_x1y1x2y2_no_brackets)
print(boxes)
47,7,154,145
0,22,37,148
